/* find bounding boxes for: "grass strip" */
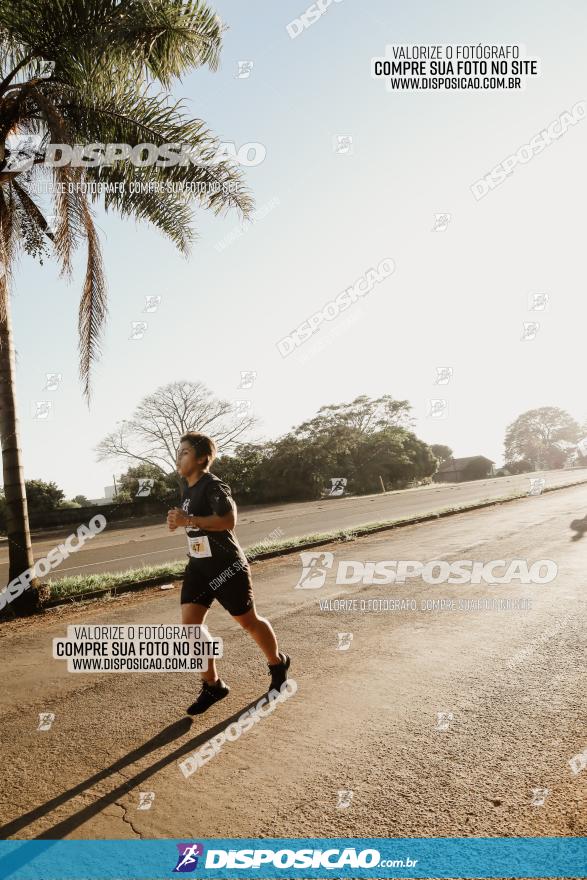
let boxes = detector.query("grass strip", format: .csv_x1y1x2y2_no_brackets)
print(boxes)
43,476,587,603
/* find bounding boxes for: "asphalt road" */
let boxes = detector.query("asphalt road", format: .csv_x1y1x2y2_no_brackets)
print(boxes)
1,468,586,583
0,480,585,847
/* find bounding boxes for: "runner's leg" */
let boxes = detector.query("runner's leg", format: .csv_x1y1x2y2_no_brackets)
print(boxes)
181,602,218,684
233,604,281,665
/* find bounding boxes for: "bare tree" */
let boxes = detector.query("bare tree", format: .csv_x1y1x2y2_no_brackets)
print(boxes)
96,381,257,474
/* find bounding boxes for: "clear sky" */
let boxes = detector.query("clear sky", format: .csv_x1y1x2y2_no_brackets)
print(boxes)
8,0,587,498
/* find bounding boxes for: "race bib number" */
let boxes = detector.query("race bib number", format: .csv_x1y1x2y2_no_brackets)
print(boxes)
187,532,212,558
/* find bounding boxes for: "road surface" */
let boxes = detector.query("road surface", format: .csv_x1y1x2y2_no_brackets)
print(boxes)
0,480,585,849
1,468,586,582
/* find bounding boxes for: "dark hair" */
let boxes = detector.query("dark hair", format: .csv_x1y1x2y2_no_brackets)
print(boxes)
180,432,217,466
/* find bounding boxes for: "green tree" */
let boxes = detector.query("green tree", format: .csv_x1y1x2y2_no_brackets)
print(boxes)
356,429,436,492
295,394,413,440
117,462,179,504
505,407,580,471
292,395,421,495
0,0,251,614
25,479,64,515
212,397,435,504
503,458,535,475
430,444,453,464
574,425,587,466
72,494,90,506
113,489,132,503
212,443,269,504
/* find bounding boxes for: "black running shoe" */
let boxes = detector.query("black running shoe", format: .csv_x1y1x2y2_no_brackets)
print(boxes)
268,652,290,692
186,679,230,716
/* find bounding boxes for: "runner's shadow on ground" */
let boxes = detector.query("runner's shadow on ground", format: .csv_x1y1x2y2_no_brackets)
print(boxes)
570,515,587,541
0,695,268,841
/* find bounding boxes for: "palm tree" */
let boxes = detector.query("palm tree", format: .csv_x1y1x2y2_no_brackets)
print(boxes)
0,0,252,614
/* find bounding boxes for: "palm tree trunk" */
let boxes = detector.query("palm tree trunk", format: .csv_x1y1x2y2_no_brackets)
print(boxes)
0,290,39,614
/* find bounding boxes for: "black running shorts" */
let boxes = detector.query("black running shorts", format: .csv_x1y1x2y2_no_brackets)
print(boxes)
180,559,254,617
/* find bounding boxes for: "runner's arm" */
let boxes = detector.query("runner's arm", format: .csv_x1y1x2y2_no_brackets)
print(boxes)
194,480,238,530
186,509,235,531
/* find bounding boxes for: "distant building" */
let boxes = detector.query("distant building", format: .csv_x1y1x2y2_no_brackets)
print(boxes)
433,456,495,483
86,492,112,506
103,485,116,501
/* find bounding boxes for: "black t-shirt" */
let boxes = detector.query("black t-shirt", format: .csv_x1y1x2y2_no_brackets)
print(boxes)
180,473,246,570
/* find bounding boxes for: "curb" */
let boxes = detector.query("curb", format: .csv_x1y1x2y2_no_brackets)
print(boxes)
40,475,587,609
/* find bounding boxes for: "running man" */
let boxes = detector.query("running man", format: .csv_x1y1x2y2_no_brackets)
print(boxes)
167,432,290,715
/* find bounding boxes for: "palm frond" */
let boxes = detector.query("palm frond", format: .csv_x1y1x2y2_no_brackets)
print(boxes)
76,194,106,401
0,0,224,88
12,178,54,241
0,0,252,399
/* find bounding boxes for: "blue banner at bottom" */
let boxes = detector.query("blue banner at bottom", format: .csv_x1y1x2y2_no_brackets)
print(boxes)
0,837,585,879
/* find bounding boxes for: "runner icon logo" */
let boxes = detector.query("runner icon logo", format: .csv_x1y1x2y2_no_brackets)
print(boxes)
136,478,154,498
173,843,204,873
435,711,454,732
137,791,155,810
530,787,549,806
336,789,354,809
37,712,55,731
336,632,353,651
295,552,334,589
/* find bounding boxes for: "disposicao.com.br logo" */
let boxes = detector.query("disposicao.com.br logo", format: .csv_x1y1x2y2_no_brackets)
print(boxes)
200,846,406,870
295,552,557,588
